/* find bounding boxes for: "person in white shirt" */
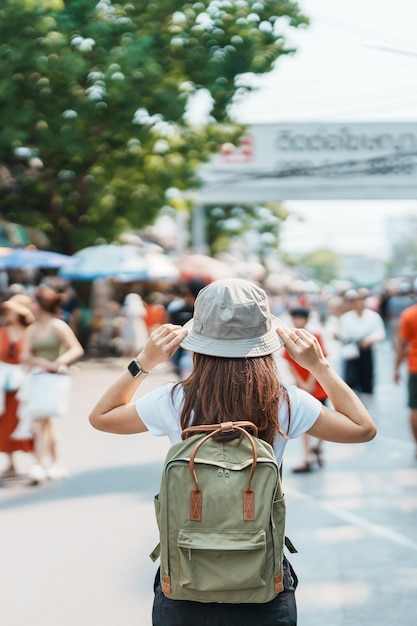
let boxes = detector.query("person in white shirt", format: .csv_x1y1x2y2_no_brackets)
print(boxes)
337,289,386,408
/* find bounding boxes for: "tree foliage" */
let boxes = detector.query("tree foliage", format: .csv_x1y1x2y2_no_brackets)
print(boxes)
207,202,290,260
0,0,308,253
387,218,417,275
297,248,340,285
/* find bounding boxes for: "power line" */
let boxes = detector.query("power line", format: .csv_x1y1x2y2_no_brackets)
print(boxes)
238,90,417,118
364,44,417,59
243,58,417,99
314,11,417,51
241,84,417,112
233,60,417,118
203,152,417,190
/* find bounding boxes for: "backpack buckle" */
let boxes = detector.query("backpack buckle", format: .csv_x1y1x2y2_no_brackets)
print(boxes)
219,421,235,433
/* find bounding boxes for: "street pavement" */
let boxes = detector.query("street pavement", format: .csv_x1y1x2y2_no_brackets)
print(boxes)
1,335,416,626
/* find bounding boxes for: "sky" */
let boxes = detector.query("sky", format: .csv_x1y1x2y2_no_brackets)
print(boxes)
190,0,417,260
232,0,417,125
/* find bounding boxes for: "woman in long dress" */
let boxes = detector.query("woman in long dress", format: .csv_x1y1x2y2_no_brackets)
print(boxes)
0,294,34,477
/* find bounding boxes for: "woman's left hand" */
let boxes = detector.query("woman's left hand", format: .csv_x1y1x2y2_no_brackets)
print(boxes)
137,323,188,372
276,326,327,373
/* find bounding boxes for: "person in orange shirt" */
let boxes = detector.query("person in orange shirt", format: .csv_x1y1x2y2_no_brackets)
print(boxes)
283,307,328,473
144,292,169,333
394,297,417,458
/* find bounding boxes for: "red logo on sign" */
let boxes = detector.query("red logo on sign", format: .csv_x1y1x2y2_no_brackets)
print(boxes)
219,133,255,164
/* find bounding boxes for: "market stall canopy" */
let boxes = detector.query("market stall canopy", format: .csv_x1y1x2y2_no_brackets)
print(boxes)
0,247,76,269
175,254,236,283
58,244,179,282
139,251,180,282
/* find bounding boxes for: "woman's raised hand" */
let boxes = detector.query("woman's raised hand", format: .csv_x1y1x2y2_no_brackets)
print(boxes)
276,325,327,373
138,323,188,371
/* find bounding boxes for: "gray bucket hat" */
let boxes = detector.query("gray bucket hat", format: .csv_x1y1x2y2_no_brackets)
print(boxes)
180,278,284,358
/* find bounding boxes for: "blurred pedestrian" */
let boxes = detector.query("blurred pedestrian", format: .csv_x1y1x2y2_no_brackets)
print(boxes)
143,291,168,333
20,286,84,484
121,293,149,357
89,278,376,626
386,282,414,348
337,289,385,410
59,283,82,334
0,295,34,478
283,307,327,473
394,298,417,458
167,279,206,376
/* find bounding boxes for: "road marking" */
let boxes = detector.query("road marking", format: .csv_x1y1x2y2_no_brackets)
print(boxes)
288,487,417,552
375,434,415,449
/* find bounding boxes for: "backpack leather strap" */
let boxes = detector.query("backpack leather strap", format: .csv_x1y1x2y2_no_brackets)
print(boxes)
188,422,258,522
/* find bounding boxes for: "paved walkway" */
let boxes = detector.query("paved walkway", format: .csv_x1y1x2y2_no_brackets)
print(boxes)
1,338,416,625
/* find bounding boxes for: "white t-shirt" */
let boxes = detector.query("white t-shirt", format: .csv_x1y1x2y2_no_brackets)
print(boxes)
338,309,386,344
136,382,321,466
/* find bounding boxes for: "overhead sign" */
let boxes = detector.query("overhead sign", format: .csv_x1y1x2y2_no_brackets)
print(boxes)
196,122,417,202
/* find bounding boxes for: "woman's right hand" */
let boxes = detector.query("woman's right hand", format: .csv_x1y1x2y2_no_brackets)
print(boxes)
137,323,188,372
34,357,58,372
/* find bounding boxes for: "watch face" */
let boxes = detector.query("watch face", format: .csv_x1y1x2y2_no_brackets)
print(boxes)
128,359,141,377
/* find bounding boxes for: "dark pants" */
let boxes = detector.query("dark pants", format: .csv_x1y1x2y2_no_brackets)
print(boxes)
152,557,298,626
344,347,374,394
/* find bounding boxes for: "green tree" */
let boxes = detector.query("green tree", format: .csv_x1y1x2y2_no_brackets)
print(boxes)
386,217,417,276
296,248,340,284
0,0,307,253
207,202,290,261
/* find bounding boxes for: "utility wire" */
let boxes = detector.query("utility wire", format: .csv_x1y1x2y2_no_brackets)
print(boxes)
204,152,417,189
313,11,417,51
242,59,417,98
364,44,417,59
240,85,417,113
238,97,417,120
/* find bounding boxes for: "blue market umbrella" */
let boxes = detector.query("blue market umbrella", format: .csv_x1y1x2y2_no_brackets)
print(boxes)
58,244,179,281
0,247,76,269
139,251,180,281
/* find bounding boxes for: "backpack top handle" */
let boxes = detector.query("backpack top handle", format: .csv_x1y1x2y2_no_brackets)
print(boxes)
181,420,259,440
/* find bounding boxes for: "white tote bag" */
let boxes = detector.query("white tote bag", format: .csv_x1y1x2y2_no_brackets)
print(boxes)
340,342,360,360
18,371,72,419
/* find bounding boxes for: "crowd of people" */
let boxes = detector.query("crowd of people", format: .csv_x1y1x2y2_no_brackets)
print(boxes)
280,281,417,465
1,274,417,488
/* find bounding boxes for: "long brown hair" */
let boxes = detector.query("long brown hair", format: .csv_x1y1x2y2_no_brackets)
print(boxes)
34,286,62,315
173,353,290,446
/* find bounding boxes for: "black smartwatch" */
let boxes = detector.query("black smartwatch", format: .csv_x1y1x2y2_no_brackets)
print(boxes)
127,358,149,378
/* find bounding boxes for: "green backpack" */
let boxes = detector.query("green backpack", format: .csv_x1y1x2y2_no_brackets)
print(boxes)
150,420,296,604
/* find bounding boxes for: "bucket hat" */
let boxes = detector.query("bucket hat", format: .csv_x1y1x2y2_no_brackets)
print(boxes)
2,293,34,323
180,278,283,358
